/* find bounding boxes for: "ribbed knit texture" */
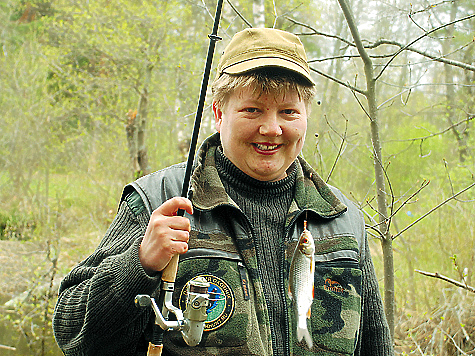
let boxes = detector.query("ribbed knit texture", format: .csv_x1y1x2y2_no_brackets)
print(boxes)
53,199,158,355
216,147,296,356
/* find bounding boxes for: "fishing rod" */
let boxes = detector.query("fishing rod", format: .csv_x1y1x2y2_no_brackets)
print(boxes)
135,1,224,355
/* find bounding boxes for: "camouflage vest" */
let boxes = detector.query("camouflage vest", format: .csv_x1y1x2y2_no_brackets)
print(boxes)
125,133,365,356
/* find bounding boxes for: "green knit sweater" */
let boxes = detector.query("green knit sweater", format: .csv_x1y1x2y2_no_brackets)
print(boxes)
216,147,296,356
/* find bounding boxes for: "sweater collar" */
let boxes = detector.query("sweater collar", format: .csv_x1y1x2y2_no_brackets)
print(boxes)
190,132,347,218
215,146,297,196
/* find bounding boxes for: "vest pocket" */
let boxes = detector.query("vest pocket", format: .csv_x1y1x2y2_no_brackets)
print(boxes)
164,250,265,354
310,253,362,355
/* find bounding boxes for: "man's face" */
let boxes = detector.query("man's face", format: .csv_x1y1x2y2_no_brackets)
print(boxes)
214,86,308,182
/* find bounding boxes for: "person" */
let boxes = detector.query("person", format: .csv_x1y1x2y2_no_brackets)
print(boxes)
53,28,393,356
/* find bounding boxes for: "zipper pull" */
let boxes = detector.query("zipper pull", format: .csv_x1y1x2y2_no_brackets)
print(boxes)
238,262,250,301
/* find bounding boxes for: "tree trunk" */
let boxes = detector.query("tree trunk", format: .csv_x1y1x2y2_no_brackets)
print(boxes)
126,109,139,178
337,0,395,340
136,74,150,178
125,62,153,179
253,0,265,28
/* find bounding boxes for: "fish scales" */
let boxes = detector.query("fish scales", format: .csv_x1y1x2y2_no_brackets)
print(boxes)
288,221,315,349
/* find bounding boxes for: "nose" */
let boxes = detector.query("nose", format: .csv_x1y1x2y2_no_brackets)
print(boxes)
259,113,283,136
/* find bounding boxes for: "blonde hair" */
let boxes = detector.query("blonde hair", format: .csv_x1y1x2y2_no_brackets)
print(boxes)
212,68,316,110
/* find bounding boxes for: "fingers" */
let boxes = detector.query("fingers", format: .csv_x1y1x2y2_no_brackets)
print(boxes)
156,196,193,217
139,197,193,274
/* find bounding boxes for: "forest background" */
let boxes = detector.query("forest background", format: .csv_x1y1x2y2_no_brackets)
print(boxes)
0,0,474,354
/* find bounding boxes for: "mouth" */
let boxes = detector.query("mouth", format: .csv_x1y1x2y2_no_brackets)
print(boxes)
253,143,282,152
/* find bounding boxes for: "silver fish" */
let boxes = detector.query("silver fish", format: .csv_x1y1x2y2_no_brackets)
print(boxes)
288,220,315,349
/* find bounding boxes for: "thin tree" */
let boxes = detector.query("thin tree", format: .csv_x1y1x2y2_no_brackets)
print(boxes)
330,0,475,340
335,0,395,340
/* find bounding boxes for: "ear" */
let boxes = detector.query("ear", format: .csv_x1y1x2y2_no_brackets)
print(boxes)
213,101,223,132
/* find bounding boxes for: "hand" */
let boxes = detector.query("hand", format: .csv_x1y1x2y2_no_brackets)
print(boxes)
139,197,193,274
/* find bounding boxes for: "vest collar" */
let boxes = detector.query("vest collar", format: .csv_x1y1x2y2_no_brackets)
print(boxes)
190,132,347,218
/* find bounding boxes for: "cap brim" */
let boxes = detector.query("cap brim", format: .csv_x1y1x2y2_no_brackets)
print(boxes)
222,57,315,85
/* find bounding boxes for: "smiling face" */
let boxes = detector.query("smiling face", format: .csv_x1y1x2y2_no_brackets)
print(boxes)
213,86,308,182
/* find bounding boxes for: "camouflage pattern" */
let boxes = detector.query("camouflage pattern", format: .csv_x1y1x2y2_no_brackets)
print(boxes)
130,133,364,355
284,220,362,356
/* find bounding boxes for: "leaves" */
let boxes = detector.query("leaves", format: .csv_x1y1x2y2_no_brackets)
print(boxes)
0,0,474,354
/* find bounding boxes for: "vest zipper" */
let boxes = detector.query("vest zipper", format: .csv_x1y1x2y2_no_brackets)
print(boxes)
237,261,250,301
280,235,291,356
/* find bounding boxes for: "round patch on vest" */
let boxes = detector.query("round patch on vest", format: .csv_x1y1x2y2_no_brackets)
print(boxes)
179,274,235,331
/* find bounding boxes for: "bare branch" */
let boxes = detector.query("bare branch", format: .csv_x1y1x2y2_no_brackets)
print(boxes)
285,16,354,47
409,333,426,356
409,0,456,16
309,53,389,62
388,179,430,225
290,13,475,71
274,4,305,28
444,159,475,203
438,328,472,355
307,37,475,79
364,153,405,236
384,116,475,143
444,158,456,197
226,0,252,28
415,269,475,293
325,115,348,183
365,223,385,240
372,38,475,73
408,11,428,33
393,182,475,239
375,13,475,80
309,66,365,95
364,178,428,237
350,86,372,119
373,157,396,233
0,345,16,351
377,66,428,109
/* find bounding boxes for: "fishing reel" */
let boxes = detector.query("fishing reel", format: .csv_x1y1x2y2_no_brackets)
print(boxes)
135,276,211,347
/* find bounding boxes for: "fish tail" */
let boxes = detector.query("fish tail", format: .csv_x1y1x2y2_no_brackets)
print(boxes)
297,326,313,349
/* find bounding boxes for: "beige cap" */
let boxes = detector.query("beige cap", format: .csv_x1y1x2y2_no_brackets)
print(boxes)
216,28,315,85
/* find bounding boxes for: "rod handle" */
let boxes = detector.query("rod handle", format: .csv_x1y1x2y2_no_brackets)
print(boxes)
161,254,179,283
147,342,163,356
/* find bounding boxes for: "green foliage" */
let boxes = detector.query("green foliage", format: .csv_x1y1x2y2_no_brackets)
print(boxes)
0,211,35,241
0,0,474,354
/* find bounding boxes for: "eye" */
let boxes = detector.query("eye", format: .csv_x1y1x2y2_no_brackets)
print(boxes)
244,107,259,113
282,108,297,115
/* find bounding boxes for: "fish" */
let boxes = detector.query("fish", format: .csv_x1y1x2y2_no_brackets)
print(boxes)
288,220,315,349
